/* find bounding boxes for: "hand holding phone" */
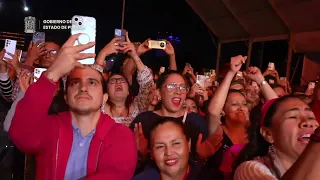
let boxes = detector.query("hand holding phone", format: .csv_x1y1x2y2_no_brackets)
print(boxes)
114,29,126,45
71,15,96,64
3,39,17,61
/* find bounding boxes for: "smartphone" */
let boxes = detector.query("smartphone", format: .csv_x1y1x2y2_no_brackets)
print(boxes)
196,75,206,87
16,49,22,62
268,62,275,70
71,15,96,64
148,40,166,50
32,32,45,46
280,77,286,81
186,63,192,68
114,29,126,45
3,39,17,60
34,68,47,82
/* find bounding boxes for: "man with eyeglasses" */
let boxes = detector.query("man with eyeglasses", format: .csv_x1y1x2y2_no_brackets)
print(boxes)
38,42,60,68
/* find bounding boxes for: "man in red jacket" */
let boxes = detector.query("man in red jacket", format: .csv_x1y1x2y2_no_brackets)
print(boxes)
9,34,137,180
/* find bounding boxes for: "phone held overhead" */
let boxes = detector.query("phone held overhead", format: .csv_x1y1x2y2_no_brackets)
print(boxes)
71,15,96,65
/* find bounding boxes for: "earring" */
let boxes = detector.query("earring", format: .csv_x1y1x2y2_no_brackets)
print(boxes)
101,104,106,114
158,97,161,101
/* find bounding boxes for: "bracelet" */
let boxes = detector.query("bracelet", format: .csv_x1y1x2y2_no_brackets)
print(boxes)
310,134,320,142
259,80,268,87
91,63,103,73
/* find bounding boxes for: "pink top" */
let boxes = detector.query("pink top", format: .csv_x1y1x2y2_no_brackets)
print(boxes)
219,144,246,173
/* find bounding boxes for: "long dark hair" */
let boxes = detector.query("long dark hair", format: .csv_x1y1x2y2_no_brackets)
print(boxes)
233,95,300,171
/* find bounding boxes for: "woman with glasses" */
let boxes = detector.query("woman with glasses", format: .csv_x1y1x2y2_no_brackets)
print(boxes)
95,36,154,127
130,71,224,176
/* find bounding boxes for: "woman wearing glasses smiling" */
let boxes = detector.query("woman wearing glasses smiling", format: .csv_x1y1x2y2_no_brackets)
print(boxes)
130,71,224,176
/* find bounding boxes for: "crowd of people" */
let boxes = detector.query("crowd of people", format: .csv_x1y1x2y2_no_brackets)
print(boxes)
0,31,319,180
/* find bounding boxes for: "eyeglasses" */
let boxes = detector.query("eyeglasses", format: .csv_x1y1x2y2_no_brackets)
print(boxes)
45,50,58,56
109,77,127,84
164,83,189,93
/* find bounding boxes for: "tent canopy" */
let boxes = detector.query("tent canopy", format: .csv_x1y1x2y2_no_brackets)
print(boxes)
186,0,320,53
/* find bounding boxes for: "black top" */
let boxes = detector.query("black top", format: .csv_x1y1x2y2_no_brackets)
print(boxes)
205,131,233,180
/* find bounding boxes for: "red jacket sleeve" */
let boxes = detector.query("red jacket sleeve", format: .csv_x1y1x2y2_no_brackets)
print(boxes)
86,125,137,180
9,74,57,154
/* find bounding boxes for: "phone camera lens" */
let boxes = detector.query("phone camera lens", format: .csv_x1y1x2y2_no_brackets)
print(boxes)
78,22,82,25
160,42,165,47
75,18,78,21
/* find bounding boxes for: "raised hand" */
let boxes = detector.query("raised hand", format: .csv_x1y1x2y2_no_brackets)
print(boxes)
244,66,265,84
230,55,247,74
3,52,21,74
46,34,96,82
134,122,148,155
119,32,139,59
164,40,175,56
19,71,33,93
101,37,122,55
137,38,151,56
25,40,46,65
96,37,122,65
196,132,223,160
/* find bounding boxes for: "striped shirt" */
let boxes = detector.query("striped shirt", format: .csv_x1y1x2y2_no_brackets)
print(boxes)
233,160,278,180
0,73,13,102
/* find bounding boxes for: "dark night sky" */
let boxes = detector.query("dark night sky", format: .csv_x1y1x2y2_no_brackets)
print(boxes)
0,0,300,82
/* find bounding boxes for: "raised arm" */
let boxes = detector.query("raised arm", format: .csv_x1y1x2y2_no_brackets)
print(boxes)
207,55,246,134
244,66,278,101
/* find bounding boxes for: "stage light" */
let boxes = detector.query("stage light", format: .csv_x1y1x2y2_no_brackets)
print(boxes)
24,6,29,11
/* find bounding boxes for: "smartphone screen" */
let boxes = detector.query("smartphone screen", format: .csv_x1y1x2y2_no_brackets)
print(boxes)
114,29,126,45
196,75,206,87
268,62,275,70
4,39,17,60
32,32,45,45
